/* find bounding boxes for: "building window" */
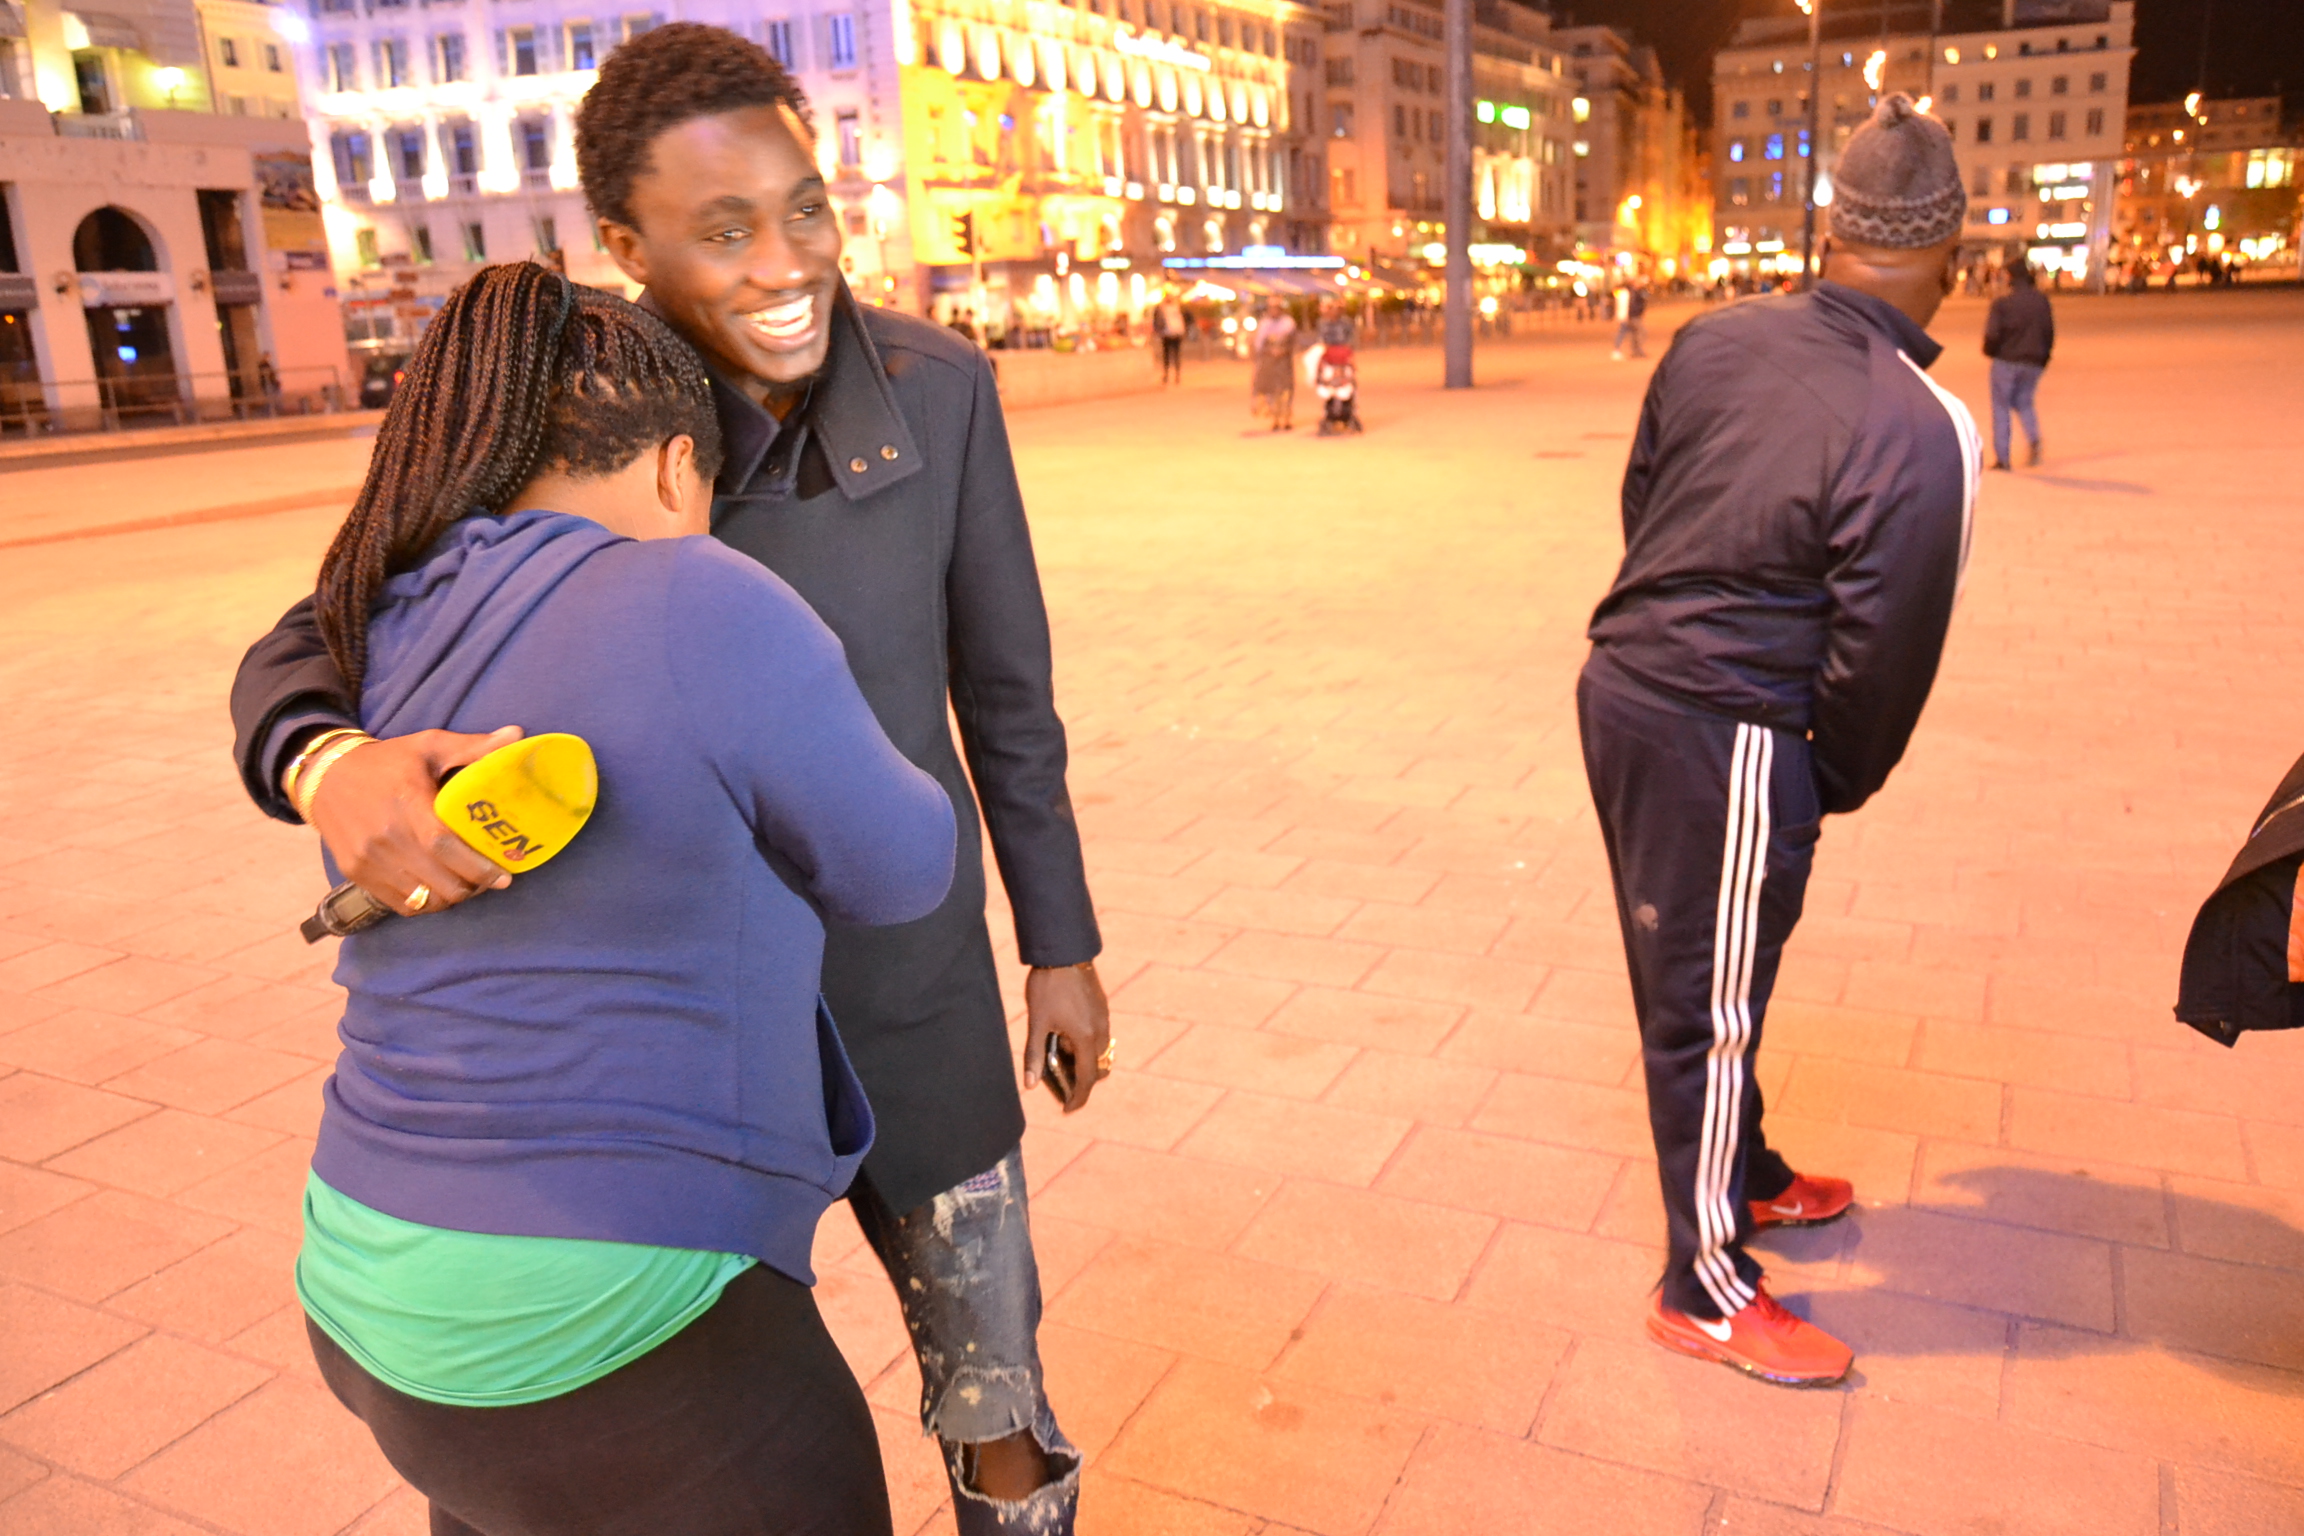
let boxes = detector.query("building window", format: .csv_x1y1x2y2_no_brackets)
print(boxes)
446,120,477,188
436,32,465,82
1326,56,1353,84
327,42,357,91
376,37,409,88
412,223,433,262
394,126,424,180
2085,107,2103,136
1427,108,1441,139
2012,112,2029,140
264,42,281,71
1975,116,1993,143
1977,81,1995,102
2004,166,2024,194
1728,139,1745,163
354,227,379,267
2051,75,2068,94
333,128,373,190
1731,100,1749,119
1217,14,1232,46
1796,127,1809,157
622,15,655,41
827,13,856,70
1729,176,1750,206
763,19,796,66
507,27,537,76
1766,170,1783,201
462,220,485,261
2089,72,2107,93
568,23,594,70
218,37,239,67
2047,110,2066,139
1393,103,1406,137
1766,98,1782,117
1763,132,1783,160
1332,103,1352,137
534,216,558,253
2014,78,2031,97
520,117,551,182
1972,164,1991,196
835,108,861,166
1940,82,1958,103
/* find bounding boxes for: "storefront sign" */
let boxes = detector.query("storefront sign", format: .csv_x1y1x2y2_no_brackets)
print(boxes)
212,270,264,305
0,274,37,308
78,272,176,307
1114,26,1209,72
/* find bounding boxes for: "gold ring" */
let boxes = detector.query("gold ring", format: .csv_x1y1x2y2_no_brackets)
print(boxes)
1097,1040,1117,1073
406,883,432,914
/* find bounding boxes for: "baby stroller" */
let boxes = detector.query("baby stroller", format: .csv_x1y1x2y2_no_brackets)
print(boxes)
1315,345,1362,435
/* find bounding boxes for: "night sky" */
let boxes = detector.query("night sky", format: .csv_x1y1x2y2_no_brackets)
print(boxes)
1542,0,2303,114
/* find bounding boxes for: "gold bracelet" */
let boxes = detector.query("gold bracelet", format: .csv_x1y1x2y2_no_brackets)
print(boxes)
292,733,375,825
281,727,367,809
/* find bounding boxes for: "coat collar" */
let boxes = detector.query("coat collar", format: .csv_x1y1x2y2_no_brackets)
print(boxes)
682,282,925,504
1813,280,1943,369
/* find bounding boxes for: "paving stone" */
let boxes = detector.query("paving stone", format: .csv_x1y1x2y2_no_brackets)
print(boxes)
1372,1420,1711,1536
1261,987,1462,1054
1034,1143,1278,1250
1174,1092,1411,1186
1840,1205,2115,1332
1911,1140,2170,1247
0,1333,272,1479
101,1039,316,1117
0,1010,201,1085
120,1378,419,1536
1232,1181,1496,1301
1141,1024,1358,1100
0,1476,212,1536
1110,965,1297,1030
0,1160,95,1238
1536,1336,1844,1509
1777,1057,2005,1144
2119,1245,2304,1372
1073,1472,1256,1536
2170,1466,2304,1536
1272,1286,1567,1435
1833,1397,2160,1536
1035,1324,1176,1462
0,1283,147,1414
1800,1288,2008,1421
1047,1235,1326,1369
1373,1124,1620,1231
0,1189,233,1303
43,1109,282,1199
2004,1324,2304,1486
1467,1071,1655,1158
0,1447,42,1506
1462,1222,1664,1343
1101,1359,1424,1536
105,1227,300,1344
0,1073,155,1164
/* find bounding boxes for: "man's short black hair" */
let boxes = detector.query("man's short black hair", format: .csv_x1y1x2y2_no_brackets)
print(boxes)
574,23,812,231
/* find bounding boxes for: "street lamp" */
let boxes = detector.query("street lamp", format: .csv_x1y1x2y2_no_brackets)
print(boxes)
1797,0,1821,287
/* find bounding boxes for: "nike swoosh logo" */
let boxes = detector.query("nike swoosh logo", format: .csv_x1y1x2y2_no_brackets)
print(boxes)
1695,1316,1734,1342
1770,1201,1807,1217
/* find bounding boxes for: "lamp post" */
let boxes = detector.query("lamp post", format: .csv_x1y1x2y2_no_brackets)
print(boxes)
1797,0,1821,287
1441,0,1472,388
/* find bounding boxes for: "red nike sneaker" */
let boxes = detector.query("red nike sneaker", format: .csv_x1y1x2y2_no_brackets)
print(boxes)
1648,1285,1853,1386
1749,1172,1854,1230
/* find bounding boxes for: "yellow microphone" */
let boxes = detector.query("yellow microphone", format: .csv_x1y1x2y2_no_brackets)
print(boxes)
300,734,598,942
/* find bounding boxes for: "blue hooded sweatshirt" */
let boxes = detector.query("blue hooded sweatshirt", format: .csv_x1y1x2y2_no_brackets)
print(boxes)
309,508,956,1284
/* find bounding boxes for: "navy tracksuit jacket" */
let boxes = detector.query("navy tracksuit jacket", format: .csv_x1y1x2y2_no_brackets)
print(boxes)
1579,281,1979,1320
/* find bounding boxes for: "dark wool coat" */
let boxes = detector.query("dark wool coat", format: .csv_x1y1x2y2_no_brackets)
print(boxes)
2175,750,2304,1048
231,287,1100,1213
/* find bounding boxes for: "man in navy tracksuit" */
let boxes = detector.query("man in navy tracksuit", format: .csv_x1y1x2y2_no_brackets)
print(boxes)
1579,97,1981,1385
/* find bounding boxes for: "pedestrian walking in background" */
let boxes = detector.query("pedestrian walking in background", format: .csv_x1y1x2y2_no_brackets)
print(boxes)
1983,263,2054,469
1153,289,1187,384
230,26,1108,1534
1612,282,1648,361
1578,94,1979,1388
1250,295,1298,431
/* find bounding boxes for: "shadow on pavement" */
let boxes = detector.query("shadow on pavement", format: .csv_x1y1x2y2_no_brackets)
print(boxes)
1746,1163,2304,1393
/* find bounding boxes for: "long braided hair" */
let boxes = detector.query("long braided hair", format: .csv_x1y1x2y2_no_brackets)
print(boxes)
315,261,724,694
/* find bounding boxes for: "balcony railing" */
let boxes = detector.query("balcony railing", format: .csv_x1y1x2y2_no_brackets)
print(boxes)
56,111,141,140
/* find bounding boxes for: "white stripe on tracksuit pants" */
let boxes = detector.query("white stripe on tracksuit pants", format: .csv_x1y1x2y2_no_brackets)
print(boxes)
1577,657,1820,1321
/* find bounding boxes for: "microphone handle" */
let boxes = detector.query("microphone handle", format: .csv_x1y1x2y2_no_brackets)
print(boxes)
301,882,395,944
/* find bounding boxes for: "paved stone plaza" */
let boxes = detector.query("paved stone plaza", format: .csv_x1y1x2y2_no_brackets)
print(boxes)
2,289,2302,1535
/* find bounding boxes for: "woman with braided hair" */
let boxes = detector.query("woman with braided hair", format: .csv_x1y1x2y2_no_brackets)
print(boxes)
290,261,955,1535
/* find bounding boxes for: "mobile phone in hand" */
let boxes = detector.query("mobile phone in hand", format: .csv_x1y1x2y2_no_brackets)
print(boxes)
1042,1035,1077,1105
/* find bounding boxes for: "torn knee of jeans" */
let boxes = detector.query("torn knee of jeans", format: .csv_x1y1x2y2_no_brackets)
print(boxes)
946,1415,1081,1522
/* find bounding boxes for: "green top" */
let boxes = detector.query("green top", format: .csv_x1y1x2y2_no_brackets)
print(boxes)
296,1171,755,1408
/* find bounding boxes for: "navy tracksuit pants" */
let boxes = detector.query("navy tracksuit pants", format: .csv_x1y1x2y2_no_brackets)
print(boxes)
1577,657,1816,1321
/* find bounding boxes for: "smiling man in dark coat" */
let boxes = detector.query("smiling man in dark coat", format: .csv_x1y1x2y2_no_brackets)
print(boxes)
229,27,1104,1535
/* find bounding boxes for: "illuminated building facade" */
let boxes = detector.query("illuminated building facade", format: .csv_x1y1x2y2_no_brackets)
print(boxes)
2116,97,2298,277
0,0,347,428
1709,1,2133,285
1554,22,1705,273
296,0,1327,340
1318,0,1573,273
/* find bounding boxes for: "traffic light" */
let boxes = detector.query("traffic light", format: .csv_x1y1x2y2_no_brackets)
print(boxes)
953,212,977,257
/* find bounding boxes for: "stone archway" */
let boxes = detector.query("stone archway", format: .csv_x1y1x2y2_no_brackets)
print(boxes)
73,205,178,418
72,206,160,273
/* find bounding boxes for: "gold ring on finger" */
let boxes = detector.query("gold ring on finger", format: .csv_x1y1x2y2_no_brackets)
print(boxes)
1098,1040,1117,1073
406,883,432,914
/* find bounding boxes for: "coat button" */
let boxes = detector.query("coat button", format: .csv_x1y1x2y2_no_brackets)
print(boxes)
849,456,867,473
880,445,898,460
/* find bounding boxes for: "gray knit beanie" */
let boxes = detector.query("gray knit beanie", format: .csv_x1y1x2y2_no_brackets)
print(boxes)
1829,94,1966,248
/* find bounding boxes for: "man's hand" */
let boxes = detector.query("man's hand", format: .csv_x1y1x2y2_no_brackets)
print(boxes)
302,726,524,916
1022,962,1111,1114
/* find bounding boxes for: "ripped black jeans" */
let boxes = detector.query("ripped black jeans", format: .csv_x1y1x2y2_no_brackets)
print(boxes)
850,1147,1078,1536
